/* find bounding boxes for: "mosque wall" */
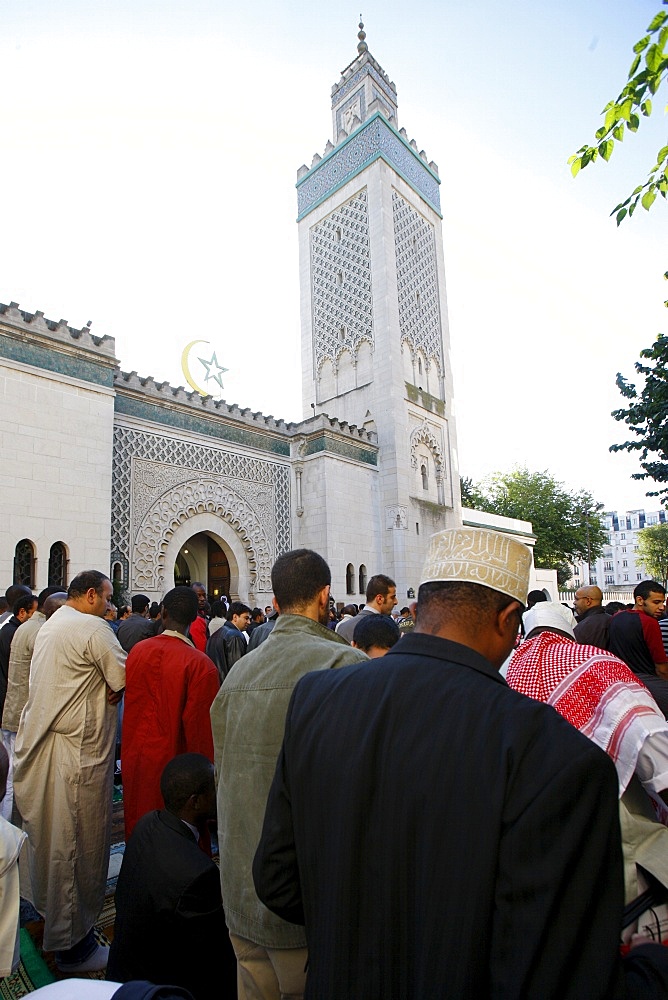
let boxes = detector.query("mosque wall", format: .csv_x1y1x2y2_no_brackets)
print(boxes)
0,359,114,588
0,304,117,589
293,449,381,605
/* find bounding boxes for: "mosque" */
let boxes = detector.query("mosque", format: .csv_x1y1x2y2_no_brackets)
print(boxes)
0,25,514,609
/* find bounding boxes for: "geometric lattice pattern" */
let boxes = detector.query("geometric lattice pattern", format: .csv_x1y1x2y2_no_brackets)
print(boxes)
310,188,373,372
392,190,443,372
111,425,291,587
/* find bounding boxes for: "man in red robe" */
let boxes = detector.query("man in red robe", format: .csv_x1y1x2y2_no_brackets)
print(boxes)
122,586,220,841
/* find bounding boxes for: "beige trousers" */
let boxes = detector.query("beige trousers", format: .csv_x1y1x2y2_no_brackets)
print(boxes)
229,932,308,1000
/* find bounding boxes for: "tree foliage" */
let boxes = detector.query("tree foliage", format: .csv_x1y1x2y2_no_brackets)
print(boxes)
611,326,668,502
636,522,668,587
569,3,668,223
467,468,607,587
459,475,487,509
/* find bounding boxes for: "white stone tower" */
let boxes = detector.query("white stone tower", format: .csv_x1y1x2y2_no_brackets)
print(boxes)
296,22,461,591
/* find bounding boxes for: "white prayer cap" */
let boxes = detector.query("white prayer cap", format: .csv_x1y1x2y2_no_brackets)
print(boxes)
420,527,532,605
523,602,576,639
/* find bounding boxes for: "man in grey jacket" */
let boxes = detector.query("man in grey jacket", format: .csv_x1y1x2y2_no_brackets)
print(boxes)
211,549,367,1000
335,573,397,643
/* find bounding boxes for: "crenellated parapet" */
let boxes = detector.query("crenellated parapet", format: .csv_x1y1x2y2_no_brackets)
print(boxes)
114,369,294,432
113,370,378,465
297,112,441,221
0,300,118,387
0,300,116,357
289,411,379,468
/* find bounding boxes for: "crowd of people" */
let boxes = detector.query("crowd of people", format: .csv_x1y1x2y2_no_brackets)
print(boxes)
2,535,668,997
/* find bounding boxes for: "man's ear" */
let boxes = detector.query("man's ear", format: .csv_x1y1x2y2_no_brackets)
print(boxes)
319,585,331,610
497,600,521,636
272,596,280,613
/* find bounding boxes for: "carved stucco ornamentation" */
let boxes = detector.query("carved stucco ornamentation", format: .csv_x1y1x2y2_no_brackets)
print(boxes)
385,505,408,529
410,422,444,475
133,479,273,594
393,190,443,374
310,188,373,373
132,458,276,550
112,428,291,588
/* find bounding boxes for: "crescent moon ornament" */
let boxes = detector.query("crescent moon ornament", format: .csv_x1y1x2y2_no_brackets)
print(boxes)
181,340,229,397
181,340,209,395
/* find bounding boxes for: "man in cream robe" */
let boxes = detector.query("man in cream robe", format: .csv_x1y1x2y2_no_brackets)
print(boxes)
0,742,25,977
14,571,126,971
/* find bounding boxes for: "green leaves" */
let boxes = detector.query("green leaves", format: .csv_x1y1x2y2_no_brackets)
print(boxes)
612,328,668,505
599,139,613,161
461,469,607,574
636,523,668,588
642,187,657,210
570,3,668,222
648,10,668,34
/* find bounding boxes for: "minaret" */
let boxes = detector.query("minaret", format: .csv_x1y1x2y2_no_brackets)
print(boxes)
296,22,461,588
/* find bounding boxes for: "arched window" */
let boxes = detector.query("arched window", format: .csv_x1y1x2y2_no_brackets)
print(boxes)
346,563,355,595
13,539,35,588
112,562,122,582
48,542,68,588
421,463,429,490
359,564,367,594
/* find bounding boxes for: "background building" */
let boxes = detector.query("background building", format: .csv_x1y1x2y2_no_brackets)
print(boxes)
568,508,667,594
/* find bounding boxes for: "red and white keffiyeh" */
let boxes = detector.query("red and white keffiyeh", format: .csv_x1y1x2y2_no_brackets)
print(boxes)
507,631,667,797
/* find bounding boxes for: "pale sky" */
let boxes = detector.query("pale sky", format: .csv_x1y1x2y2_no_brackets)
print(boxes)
1,0,666,514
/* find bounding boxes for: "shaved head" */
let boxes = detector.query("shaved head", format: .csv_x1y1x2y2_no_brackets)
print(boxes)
573,586,603,619
43,592,68,619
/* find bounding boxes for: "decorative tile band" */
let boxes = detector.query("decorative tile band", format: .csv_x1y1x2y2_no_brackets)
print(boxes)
114,394,291,457
301,432,378,466
332,63,397,111
297,113,441,221
0,333,115,387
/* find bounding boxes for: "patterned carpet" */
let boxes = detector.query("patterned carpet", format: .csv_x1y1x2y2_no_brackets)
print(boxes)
0,798,125,996
0,932,54,998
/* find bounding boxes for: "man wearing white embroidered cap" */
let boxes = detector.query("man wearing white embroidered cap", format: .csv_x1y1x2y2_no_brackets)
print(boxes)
254,527,668,998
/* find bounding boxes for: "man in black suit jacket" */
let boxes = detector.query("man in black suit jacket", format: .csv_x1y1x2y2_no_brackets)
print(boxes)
254,528,668,1000
108,754,236,999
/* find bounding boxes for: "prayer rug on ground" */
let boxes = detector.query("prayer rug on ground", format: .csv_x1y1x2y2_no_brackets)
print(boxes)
12,842,125,991
0,930,55,998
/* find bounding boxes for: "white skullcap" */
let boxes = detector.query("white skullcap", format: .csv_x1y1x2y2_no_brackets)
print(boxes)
420,527,532,604
522,602,576,639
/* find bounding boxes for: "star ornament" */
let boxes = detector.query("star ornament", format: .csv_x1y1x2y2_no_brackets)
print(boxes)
197,351,228,394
